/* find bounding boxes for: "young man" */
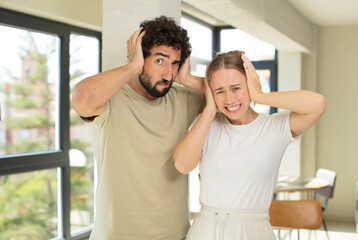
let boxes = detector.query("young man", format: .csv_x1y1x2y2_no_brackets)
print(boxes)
72,16,205,240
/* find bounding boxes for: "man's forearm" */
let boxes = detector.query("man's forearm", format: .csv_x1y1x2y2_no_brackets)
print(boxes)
180,74,205,93
72,63,140,117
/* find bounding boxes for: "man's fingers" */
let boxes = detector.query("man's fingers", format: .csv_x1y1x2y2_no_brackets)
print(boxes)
129,27,143,46
136,30,145,46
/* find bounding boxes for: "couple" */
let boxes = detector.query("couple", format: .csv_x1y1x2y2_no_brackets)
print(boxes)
73,16,325,240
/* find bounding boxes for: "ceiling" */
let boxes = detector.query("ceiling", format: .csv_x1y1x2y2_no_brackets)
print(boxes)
287,0,358,26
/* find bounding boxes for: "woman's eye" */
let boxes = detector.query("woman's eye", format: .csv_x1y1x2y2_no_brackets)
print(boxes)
216,91,223,94
233,87,240,91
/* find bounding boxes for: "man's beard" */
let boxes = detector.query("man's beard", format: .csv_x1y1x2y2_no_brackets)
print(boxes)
139,72,174,98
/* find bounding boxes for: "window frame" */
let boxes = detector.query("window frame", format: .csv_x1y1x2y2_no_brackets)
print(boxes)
0,7,101,239
181,13,215,71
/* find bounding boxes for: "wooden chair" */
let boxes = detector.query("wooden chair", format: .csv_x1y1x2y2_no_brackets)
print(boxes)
356,181,358,233
315,168,337,235
269,200,323,239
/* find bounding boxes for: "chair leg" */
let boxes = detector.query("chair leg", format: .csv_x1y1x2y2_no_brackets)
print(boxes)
322,216,328,231
297,229,300,240
322,216,330,240
277,229,281,240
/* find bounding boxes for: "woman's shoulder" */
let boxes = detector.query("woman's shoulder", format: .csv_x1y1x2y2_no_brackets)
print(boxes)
258,111,292,131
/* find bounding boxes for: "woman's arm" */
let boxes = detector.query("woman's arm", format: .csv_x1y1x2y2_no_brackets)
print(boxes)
242,54,326,137
173,76,216,174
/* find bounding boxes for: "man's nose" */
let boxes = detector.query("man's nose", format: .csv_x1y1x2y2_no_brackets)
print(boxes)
162,64,173,80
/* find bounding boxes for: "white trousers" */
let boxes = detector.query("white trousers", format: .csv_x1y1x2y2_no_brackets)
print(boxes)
186,206,276,240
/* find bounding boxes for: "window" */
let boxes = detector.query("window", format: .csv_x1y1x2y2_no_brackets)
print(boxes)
181,15,213,77
220,28,275,61
0,25,60,156
180,16,214,219
69,34,100,233
0,169,58,239
0,8,101,239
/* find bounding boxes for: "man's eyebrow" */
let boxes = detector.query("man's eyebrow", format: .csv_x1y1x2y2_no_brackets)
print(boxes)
154,52,181,65
154,52,170,58
214,87,223,91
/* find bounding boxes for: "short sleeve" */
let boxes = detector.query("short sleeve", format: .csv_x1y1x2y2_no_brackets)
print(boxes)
272,111,302,146
186,88,205,125
90,101,111,129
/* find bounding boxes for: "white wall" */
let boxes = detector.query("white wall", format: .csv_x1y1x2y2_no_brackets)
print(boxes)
277,52,302,177
102,0,181,70
0,0,102,31
314,25,358,222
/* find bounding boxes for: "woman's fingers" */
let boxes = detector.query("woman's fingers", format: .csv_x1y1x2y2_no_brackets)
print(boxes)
242,54,255,79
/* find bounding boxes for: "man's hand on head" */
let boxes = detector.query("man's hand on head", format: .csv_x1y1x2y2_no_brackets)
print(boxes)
175,57,190,85
126,27,145,76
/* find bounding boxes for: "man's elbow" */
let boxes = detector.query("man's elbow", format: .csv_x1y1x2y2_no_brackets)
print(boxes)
72,85,91,116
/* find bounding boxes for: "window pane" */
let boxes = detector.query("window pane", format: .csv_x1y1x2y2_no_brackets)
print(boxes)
190,63,206,78
181,17,213,61
253,69,271,115
0,169,58,239
220,29,275,61
0,25,60,156
69,34,99,233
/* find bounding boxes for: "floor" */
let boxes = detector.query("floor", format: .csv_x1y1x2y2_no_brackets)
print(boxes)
274,220,358,240
83,221,358,240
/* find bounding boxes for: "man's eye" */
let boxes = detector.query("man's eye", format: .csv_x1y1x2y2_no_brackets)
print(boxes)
233,87,240,91
172,62,180,67
156,59,163,64
216,91,223,94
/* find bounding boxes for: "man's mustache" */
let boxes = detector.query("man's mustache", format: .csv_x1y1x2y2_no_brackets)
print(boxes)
156,79,172,85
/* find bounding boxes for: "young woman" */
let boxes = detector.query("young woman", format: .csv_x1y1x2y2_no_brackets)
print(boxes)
173,51,326,240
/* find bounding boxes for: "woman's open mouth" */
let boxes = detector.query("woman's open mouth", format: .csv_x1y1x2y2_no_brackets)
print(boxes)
225,104,241,113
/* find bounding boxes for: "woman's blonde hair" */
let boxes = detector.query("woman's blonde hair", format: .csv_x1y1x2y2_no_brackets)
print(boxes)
207,50,246,84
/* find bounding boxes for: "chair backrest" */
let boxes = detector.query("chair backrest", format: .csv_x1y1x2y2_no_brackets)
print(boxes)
269,200,323,230
356,181,358,225
315,168,337,199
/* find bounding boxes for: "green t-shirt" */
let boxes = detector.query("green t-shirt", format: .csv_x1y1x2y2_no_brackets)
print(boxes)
89,83,205,240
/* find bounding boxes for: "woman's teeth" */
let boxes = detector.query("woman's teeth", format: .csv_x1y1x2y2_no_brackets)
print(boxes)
226,104,240,112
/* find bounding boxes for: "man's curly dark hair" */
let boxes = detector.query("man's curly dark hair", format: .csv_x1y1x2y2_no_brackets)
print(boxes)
140,16,191,67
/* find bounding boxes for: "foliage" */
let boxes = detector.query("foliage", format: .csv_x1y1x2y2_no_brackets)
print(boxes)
5,113,52,129
12,84,35,96
6,139,47,153
70,112,84,126
0,171,57,239
4,97,37,109
71,68,86,81
0,31,94,239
